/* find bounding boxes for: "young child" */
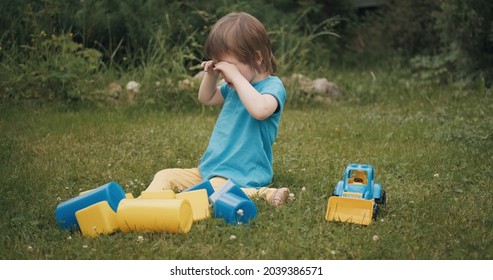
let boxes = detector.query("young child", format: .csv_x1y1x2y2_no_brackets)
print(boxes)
146,12,289,207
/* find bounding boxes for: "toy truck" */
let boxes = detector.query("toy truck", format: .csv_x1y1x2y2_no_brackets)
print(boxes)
325,163,386,225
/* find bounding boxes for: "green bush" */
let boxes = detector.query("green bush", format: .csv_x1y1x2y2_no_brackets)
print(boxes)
0,0,81,49
344,0,493,86
346,0,440,60
1,32,104,102
433,0,493,85
1,0,341,105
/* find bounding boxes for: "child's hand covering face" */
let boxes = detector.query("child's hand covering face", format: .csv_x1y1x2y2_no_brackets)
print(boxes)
213,54,259,89
213,61,243,88
201,60,220,76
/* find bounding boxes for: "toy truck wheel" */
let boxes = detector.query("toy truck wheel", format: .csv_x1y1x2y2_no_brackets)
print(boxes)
372,204,379,220
375,190,386,207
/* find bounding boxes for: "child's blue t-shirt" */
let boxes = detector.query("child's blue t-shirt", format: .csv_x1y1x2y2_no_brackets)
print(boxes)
198,76,286,188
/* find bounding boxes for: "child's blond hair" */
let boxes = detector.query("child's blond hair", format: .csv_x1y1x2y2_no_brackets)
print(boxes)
204,12,277,74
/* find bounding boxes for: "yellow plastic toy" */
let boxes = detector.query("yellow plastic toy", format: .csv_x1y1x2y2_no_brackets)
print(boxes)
75,201,119,237
326,196,374,225
72,188,210,237
117,198,193,234
176,189,210,221
125,193,134,199
139,190,175,199
60,181,222,237
137,189,210,221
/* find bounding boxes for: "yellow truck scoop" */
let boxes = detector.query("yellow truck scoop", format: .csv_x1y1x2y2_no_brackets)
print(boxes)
325,196,374,225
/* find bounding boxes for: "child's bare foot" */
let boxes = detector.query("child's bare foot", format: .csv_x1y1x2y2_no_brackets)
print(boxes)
268,187,290,207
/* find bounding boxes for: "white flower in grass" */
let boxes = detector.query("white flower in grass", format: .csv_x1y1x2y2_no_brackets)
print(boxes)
126,81,141,92
372,235,379,241
82,245,89,249
301,187,306,192
261,250,266,256
434,173,439,178
229,235,236,241
137,236,144,242
26,245,33,251
330,250,336,255
288,193,295,201
236,209,244,216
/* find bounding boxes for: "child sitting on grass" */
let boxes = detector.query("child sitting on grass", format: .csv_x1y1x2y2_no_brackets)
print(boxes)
146,12,289,207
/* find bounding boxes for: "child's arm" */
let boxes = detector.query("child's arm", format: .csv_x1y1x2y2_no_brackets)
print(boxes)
214,61,278,120
198,61,224,106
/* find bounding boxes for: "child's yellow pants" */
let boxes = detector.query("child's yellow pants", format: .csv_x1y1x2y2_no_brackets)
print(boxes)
145,168,279,202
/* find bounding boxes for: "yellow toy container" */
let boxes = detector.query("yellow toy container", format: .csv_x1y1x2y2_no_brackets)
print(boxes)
138,190,175,199
176,189,210,221
75,201,119,238
117,198,193,234
125,193,134,199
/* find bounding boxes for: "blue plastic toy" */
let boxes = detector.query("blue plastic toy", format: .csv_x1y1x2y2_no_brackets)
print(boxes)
55,182,125,230
183,180,215,197
210,180,257,225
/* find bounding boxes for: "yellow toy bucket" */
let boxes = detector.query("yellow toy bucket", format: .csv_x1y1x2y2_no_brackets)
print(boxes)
117,198,193,234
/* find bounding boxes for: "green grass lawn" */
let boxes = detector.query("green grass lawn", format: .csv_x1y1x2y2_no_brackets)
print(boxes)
1,75,492,260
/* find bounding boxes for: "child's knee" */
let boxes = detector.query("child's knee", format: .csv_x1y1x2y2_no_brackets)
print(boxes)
146,169,173,191
153,169,170,180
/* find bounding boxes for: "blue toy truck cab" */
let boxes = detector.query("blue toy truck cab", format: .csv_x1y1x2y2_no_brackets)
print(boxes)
334,164,384,201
